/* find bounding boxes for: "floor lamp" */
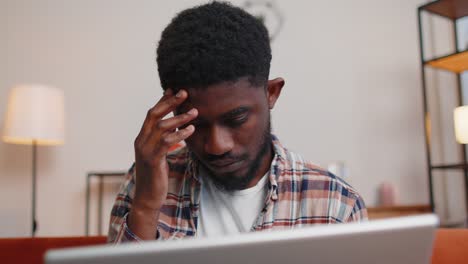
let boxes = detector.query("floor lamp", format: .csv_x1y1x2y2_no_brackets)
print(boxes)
2,84,65,237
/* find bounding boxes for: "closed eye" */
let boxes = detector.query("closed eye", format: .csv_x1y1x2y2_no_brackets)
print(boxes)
221,107,250,128
225,114,248,127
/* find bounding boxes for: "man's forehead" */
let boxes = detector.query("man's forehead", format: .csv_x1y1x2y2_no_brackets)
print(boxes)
176,80,265,116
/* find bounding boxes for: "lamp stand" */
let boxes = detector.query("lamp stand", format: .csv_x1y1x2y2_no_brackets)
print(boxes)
32,140,38,237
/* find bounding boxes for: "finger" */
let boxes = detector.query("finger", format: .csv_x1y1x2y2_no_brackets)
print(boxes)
138,89,187,139
147,125,195,157
164,88,173,96
143,107,197,149
137,89,173,138
161,125,195,150
150,89,188,119
156,108,198,134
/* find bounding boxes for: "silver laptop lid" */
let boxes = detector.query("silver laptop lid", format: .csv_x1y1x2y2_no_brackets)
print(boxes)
46,214,439,264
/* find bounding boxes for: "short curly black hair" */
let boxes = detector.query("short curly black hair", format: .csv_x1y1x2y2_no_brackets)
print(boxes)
156,1,271,90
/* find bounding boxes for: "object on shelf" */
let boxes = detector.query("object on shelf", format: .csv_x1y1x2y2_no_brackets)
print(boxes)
378,182,398,206
454,105,468,143
327,161,348,179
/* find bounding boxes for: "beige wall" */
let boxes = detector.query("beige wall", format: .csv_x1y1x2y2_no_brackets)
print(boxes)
1,0,462,237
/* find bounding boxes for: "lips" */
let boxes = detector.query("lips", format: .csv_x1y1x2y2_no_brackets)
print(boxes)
205,159,244,173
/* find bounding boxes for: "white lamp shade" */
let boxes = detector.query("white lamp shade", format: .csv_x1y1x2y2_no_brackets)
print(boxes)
2,84,65,145
454,106,468,144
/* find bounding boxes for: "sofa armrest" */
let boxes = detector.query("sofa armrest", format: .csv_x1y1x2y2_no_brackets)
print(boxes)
0,236,107,264
432,229,468,264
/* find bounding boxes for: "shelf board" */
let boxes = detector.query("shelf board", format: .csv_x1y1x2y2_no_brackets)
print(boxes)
431,163,468,170
367,205,432,220
425,50,468,73
87,171,126,177
420,0,468,20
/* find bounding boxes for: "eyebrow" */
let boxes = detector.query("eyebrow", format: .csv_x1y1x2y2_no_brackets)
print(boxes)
188,106,251,125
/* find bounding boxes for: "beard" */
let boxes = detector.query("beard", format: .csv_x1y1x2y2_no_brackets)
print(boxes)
195,120,272,191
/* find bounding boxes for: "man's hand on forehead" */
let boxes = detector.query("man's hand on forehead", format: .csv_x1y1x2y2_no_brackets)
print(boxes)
129,87,199,240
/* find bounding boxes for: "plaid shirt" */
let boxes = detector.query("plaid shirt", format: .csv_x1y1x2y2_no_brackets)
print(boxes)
108,135,367,243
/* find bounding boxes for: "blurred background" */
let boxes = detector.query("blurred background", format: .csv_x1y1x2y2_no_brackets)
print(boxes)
1,0,467,237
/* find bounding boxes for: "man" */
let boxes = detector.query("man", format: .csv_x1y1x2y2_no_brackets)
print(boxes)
108,1,367,243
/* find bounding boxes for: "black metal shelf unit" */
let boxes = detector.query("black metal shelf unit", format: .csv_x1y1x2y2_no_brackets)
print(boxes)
417,0,468,215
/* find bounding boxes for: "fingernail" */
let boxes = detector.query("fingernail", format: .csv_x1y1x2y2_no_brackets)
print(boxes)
176,90,184,98
188,108,197,115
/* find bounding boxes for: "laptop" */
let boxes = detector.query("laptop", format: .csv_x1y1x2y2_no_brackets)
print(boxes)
46,214,439,264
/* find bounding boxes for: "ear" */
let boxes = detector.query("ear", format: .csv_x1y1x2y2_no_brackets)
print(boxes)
266,78,284,109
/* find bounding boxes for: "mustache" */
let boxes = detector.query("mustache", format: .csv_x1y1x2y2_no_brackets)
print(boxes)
205,152,246,162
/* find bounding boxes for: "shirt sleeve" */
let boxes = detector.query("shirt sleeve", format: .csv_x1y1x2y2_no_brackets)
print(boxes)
107,165,163,243
346,195,369,223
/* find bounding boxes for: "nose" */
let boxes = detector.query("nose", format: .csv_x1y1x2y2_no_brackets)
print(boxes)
204,125,234,156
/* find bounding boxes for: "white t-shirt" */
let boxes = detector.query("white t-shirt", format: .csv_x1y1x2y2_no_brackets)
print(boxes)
196,168,269,238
